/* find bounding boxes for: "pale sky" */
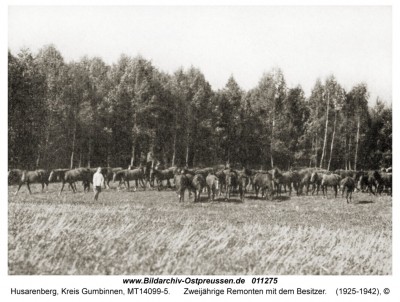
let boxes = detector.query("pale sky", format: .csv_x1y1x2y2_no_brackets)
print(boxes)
8,6,392,104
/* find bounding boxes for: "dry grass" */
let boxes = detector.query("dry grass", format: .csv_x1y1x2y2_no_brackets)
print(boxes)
8,183,392,275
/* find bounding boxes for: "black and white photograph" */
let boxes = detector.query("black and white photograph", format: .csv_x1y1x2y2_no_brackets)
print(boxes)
3,2,397,298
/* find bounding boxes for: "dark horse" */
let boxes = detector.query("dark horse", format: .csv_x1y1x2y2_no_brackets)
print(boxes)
102,167,123,189
13,169,50,195
49,168,92,195
358,170,382,195
253,172,275,200
113,168,146,191
321,173,341,198
150,167,176,190
310,171,327,196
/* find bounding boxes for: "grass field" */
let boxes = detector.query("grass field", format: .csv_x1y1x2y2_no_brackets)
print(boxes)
8,183,392,275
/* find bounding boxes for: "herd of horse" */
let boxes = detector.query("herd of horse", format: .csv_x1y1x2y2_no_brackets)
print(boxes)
7,164,392,204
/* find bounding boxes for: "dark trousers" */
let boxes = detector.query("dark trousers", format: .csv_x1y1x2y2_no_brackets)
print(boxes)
94,186,101,200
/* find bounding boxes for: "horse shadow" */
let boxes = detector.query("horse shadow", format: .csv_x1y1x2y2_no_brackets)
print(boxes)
244,194,290,202
194,196,243,204
245,195,266,200
218,197,243,204
355,200,374,205
273,195,291,202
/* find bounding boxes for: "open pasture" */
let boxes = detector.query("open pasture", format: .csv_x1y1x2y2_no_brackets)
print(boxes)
8,183,392,275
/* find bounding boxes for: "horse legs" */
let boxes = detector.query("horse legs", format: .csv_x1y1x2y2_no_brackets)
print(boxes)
346,190,351,203
311,183,315,195
212,186,217,201
221,181,226,196
180,188,186,202
26,182,32,194
239,184,244,201
225,184,230,200
276,183,281,196
265,187,270,200
14,183,23,195
140,178,146,190
334,185,337,198
293,182,299,196
303,183,309,195
368,184,375,195
70,182,76,193
59,181,66,195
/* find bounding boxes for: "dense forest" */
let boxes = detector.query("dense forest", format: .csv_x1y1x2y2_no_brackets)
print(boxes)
8,45,392,171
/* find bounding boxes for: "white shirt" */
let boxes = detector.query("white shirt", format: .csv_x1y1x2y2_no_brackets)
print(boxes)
93,172,104,187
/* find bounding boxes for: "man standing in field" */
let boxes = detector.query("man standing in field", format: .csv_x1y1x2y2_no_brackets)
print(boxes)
93,167,104,202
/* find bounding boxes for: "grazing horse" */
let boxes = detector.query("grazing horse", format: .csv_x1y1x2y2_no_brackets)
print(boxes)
290,170,302,196
321,174,341,198
206,174,219,201
310,171,327,195
237,168,253,193
174,173,190,202
341,177,355,203
298,168,314,195
13,169,50,195
271,168,294,196
358,170,381,195
190,174,206,202
113,168,145,191
253,172,274,200
378,172,392,195
150,167,175,190
224,169,238,200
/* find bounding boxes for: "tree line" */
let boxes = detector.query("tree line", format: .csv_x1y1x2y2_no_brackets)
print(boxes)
8,45,392,171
